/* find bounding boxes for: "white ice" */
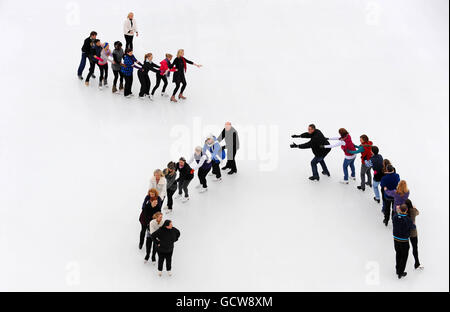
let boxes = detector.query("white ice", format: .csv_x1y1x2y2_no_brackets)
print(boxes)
0,0,448,291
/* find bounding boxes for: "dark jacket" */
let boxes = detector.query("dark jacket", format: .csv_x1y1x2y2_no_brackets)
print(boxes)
151,226,180,253
296,129,331,158
172,57,194,83
176,163,194,181
81,37,94,54
370,154,384,182
380,172,400,191
163,168,178,191
392,213,416,241
139,196,162,226
139,61,160,75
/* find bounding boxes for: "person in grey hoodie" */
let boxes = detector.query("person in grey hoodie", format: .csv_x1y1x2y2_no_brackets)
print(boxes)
217,122,240,175
112,41,124,93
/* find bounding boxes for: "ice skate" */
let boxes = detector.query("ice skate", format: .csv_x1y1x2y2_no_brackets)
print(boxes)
213,177,222,182
340,180,349,184
103,81,108,87
309,176,320,181
174,193,182,200
78,75,83,80
85,81,89,86
149,94,154,101
195,184,202,189
178,93,187,100
350,176,356,181
397,272,407,279
119,83,124,90
357,186,365,191
181,197,190,203
227,170,236,175
199,187,208,193
112,85,117,93
322,171,330,177
373,197,380,204
167,271,172,276
415,264,424,270
161,92,168,97
170,95,178,102
98,81,103,89
158,271,162,277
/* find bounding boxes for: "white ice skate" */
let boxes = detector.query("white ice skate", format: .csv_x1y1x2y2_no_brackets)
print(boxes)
139,96,145,100
144,260,148,264
416,264,424,270
161,92,168,97
174,193,182,200
152,260,156,265
340,180,349,184
213,177,222,182
199,187,208,193
167,271,172,276
350,177,356,181
149,94,154,101
181,197,190,203
158,271,162,277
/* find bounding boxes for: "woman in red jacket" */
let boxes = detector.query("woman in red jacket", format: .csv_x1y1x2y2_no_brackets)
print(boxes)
349,134,373,191
151,53,177,98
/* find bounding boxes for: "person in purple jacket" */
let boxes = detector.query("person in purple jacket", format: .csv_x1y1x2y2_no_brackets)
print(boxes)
380,164,400,226
384,180,410,213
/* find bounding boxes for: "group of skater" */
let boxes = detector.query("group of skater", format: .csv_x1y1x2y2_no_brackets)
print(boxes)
290,124,423,279
76,13,202,102
138,122,240,276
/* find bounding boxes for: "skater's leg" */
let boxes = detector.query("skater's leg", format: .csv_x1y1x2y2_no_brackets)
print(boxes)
145,236,152,260
319,158,329,175
113,70,119,87
172,82,181,96
350,158,356,178
166,251,173,271
145,75,151,95
139,223,146,248
366,166,372,187
157,251,164,272
167,188,175,209
373,180,381,200
151,75,161,95
161,76,168,93
138,72,145,97
77,52,87,76
410,236,420,268
343,159,350,181
310,156,320,178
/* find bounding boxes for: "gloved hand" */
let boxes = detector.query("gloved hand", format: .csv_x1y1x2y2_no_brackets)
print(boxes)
290,143,298,148
291,134,300,138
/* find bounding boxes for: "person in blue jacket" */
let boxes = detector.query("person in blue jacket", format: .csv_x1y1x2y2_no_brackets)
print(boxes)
380,164,400,226
121,48,142,97
203,134,224,182
392,204,416,279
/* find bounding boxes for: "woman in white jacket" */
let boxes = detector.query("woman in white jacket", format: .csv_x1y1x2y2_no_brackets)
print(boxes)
150,169,167,203
123,12,138,50
144,212,164,264
187,146,212,193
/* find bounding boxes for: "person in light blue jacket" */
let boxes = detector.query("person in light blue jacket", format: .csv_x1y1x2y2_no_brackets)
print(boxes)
203,134,224,182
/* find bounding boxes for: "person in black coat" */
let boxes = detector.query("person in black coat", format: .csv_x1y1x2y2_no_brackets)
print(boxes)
151,220,180,276
170,49,202,102
77,31,97,79
290,124,331,181
138,188,162,249
85,39,102,86
138,53,160,99
175,157,194,202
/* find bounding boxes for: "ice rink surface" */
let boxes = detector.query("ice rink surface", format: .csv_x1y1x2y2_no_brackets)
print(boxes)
0,0,448,291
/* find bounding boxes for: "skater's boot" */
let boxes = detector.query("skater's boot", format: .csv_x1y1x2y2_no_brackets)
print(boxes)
178,93,186,100
119,83,124,91
78,75,83,80
104,80,108,87
170,96,178,102
373,197,380,203
228,170,236,175
99,81,103,89
85,81,89,86
149,94,154,101
322,171,330,177
357,186,365,191
161,92,168,97
397,272,407,279
112,85,117,93
309,176,320,181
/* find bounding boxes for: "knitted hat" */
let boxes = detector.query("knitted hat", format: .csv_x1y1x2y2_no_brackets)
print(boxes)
103,42,109,49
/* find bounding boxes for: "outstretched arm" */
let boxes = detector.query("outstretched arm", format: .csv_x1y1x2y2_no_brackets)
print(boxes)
349,145,364,155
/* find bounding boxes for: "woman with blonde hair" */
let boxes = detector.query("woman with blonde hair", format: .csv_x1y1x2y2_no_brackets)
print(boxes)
138,53,160,99
170,49,202,102
149,169,167,203
384,180,410,213
145,211,164,264
138,188,162,249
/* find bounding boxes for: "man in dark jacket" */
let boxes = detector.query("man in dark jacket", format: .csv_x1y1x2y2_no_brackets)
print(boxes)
85,39,102,85
365,146,384,203
380,164,400,226
77,31,97,80
290,124,331,181
392,205,415,279
151,220,180,276
217,122,240,175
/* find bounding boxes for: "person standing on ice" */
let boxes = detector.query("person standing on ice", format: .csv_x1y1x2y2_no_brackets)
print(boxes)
187,146,212,193
151,220,180,277
111,41,124,93
151,54,177,98
322,128,357,184
217,122,240,175
347,134,373,191
139,188,162,249
203,135,224,182
149,169,167,204
404,199,424,270
94,42,112,89
85,39,102,86
121,49,142,98
144,211,164,264
364,146,384,203
170,49,202,102
137,53,160,99
123,12,138,50
380,164,400,226
174,157,194,202
77,31,97,80
163,162,177,212
290,124,331,181
392,204,415,279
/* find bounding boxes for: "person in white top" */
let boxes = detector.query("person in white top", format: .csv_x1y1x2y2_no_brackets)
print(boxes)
123,12,138,50
150,169,167,203
187,146,212,193
145,211,163,264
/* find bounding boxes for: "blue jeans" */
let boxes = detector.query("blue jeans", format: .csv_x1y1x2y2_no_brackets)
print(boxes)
373,180,381,200
77,52,87,76
311,156,329,178
343,158,355,181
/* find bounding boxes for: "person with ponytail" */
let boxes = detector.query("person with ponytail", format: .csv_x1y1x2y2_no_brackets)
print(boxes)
151,53,177,98
170,49,202,102
405,199,423,270
137,53,160,99
322,128,357,184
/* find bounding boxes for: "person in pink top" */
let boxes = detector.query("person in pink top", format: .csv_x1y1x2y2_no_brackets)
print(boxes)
323,128,357,184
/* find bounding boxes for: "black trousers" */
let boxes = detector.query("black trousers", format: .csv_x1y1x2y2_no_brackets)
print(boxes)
167,188,176,210
198,167,211,188
145,237,157,261
157,251,173,271
409,236,421,267
152,74,168,95
222,146,237,172
383,195,394,223
172,76,187,96
99,64,108,82
113,70,124,87
138,71,150,96
124,75,133,96
85,61,96,82
139,223,147,248
212,161,221,179
178,179,191,197
124,34,133,50
394,240,410,275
